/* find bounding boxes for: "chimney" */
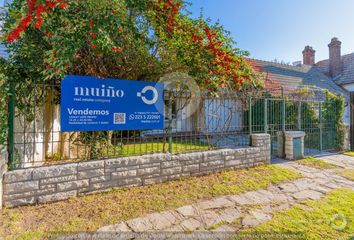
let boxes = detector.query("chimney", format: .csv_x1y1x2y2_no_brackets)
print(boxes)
328,37,342,77
302,46,315,65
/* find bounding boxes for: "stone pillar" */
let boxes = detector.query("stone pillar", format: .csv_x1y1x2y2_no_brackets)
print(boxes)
251,133,271,164
283,131,305,160
277,132,285,158
0,148,8,209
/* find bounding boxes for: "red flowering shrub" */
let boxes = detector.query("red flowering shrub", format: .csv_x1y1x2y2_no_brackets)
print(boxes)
3,0,262,92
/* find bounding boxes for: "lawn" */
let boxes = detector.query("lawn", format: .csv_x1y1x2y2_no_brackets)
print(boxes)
0,165,301,239
296,157,338,170
337,169,354,181
49,141,211,163
238,188,354,240
344,151,354,157
107,141,210,157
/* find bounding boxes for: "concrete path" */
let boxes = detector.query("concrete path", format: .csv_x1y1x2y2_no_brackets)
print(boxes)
314,153,354,169
82,155,354,240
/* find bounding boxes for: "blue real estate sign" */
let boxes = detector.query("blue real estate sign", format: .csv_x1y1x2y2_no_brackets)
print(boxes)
61,75,164,132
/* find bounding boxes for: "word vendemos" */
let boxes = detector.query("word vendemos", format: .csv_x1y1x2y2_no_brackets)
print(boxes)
74,85,125,98
67,108,110,116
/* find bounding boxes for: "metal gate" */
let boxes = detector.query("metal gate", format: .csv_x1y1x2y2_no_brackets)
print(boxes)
248,96,339,156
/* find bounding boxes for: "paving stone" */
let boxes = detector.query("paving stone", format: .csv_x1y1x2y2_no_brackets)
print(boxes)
198,197,234,210
260,205,273,214
145,212,173,230
334,179,354,186
199,210,222,229
243,191,272,205
159,211,184,225
310,185,333,194
278,182,299,193
126,216,154,232
249,210,272,224
180,218,202,231
218,207,242,224
292,190,323,201
97,222,131,232
312,178,331,185
292,179,316,191
228,194,252,205
322,182,342,189
242,215,262,228
257,189,278,200
176,205,198,217
268,192,290,203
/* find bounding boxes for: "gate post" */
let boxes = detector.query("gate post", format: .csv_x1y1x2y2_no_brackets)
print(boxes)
264,98,268,133
248,96,252,145
350,93,354,151
297,101,302,130
168,90,173,154
7,78,15,170
282,98,286,132
319,102,323,152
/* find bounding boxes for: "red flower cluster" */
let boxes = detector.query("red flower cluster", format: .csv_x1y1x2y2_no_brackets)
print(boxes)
35,4,45,29
6,0,68,42
153,0,181,35
111,47,123,53
202,27,245,86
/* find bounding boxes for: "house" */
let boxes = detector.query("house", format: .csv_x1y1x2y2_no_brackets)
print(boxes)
316,38,354,92
164,37,352,139
247,38,350,124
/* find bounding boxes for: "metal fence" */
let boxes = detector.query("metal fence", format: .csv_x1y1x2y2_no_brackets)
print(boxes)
5,80,344,169
249,97,340,156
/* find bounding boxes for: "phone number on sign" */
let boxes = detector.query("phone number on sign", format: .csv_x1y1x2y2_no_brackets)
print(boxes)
129,114,161,120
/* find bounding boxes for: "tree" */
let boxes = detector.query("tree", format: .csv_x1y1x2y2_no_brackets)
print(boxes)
1,0,263,162
2,0,262,92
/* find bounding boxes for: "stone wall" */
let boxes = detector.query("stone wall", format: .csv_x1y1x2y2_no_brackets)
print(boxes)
343,125,350,151
0,148,7,208
2,134,270,208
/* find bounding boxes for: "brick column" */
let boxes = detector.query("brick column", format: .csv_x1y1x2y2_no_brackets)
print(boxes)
251,134,271,164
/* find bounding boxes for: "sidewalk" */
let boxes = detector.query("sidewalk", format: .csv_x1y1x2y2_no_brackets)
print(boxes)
68,154,354,239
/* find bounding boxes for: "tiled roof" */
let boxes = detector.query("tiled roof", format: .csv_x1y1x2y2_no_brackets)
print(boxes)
247,59,348,99
316,53,354,86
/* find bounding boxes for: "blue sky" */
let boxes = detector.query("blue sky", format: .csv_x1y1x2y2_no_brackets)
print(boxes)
188,0,354,63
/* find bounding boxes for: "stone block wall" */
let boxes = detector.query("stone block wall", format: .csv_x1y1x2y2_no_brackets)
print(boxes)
343,125,350,151
0,148,7,208
2,134,270,208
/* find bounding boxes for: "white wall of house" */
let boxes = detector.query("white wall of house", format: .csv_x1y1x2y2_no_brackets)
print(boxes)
14,108,45,167
175,97,193,132
13,103,62,167
45,104,61,159
204,99,243,133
